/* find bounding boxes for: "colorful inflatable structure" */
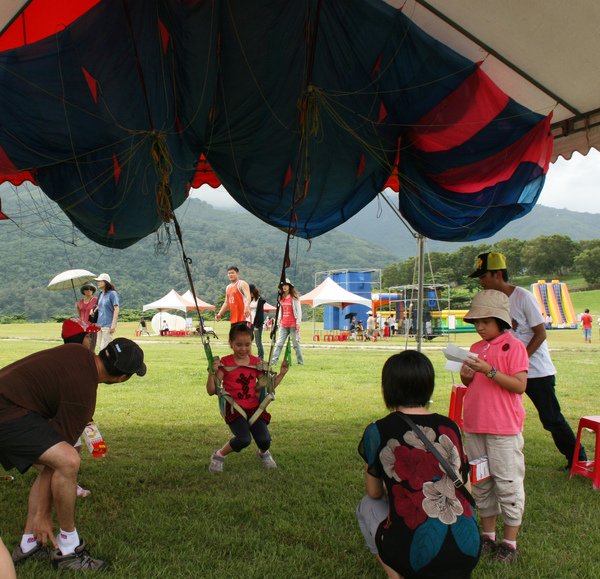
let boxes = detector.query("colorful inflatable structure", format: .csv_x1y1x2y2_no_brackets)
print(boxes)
530,280,577,329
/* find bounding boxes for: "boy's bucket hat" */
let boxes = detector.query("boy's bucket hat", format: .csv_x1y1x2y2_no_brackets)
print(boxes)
464,290,512,327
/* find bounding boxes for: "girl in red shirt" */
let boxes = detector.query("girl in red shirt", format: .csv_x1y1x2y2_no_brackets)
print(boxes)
206,324,288,473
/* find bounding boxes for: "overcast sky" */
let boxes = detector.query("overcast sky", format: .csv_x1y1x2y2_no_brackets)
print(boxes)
191,148,600,214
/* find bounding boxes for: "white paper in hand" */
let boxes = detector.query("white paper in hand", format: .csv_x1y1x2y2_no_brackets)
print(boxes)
443,344,477,372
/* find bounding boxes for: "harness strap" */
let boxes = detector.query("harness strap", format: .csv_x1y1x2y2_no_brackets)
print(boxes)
248,391,275,426
217,390,249,421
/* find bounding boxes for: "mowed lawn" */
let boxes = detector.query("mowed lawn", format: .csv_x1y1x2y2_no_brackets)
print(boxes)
0,322,599,578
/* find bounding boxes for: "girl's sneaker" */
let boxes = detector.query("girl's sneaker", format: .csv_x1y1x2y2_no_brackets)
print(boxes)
208,452,225,473
256,450,277,469
480,536,497,556
492,542,518,563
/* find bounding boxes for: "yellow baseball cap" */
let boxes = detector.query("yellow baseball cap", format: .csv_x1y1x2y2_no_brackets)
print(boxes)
468,252,507,278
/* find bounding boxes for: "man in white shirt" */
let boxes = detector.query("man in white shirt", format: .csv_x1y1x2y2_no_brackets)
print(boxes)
469,251,586,469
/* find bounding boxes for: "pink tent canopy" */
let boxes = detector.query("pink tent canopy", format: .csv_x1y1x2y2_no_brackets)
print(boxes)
180,290,215,311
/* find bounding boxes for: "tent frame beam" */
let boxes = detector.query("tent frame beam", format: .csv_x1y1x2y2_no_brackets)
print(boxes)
413,0,580,116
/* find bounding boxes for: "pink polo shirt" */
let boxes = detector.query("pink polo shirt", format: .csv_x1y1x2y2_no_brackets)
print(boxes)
463,331,529,435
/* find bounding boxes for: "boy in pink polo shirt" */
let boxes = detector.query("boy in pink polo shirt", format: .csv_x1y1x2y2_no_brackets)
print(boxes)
460,290,529,564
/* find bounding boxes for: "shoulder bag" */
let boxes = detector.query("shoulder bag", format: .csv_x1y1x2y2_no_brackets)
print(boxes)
396,412,476,508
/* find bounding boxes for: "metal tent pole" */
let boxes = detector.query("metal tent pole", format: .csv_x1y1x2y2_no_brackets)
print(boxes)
416,234,425,352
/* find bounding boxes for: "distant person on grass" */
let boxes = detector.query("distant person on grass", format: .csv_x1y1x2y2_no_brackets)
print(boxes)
206,323,288,473
94,273,119,351
580,308,593,343
76,283,98,350
469,251,586,470
366,311,376,341
356,350,480,579
216,266,251,324
249,284,266,359
138,317,150,336
271,279,304,365
0,338,146,571
461,290,529,564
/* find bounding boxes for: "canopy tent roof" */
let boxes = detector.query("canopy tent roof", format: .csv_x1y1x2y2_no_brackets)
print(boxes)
0,1,595,249
180,290,215,312
300,277,372,309
385,0,600,161
142,289,189,313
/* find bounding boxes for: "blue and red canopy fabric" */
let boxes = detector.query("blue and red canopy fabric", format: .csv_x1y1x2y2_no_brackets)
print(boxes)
0,0,552,248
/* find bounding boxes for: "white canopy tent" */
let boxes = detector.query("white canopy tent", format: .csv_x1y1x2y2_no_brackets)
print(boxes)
300,277,372,309
142,289,189,313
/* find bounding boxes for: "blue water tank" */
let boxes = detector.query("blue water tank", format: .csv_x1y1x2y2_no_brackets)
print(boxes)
323,271,372,330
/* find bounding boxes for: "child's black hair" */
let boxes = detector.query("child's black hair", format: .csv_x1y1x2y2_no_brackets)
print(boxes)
228,322,254,342
381,350,434,409
63,333,86,345
468,316,510,332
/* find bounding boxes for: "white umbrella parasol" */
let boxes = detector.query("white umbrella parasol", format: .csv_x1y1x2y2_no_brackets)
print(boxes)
47,269,97,299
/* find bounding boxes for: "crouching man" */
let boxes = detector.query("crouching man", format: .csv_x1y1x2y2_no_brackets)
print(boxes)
0,337,146,571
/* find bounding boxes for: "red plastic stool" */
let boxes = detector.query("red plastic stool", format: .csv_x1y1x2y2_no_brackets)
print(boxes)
448,384,468,430
570,416,600,490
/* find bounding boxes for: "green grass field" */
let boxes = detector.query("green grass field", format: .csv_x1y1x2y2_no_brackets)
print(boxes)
1,321,599,578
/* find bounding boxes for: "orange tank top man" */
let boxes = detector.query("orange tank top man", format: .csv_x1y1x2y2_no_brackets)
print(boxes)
216,266,251,324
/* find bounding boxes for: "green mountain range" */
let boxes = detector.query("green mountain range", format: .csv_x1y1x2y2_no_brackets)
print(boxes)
0,185,395,320
1,184,597,320
338,193,600,259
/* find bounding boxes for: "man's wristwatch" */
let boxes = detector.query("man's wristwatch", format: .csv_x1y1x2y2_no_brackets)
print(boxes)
486,367,497,379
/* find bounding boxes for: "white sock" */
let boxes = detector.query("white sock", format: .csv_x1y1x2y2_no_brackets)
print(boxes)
56,528,80,555
482,531,496,542
502,539,517,550
20,534,37,553
215,449,224,458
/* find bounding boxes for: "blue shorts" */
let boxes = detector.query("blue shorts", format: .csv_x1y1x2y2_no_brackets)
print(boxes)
0,413,63,474
584,328,592,339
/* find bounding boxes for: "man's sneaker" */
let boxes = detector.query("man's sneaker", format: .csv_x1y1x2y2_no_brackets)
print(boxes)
492,542,518,564
51,540,110,571
256,450,277,469
208,452,225,473
480,536,497,556
12,543,49,565
77,484,92,498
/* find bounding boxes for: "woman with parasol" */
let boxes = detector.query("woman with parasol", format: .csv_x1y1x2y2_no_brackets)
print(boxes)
76,283,98,351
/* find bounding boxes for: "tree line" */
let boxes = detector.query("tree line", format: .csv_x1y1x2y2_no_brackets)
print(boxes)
382,235,600,308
